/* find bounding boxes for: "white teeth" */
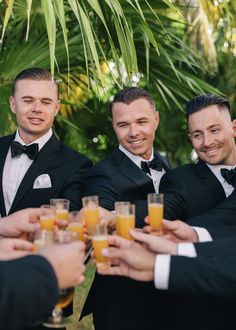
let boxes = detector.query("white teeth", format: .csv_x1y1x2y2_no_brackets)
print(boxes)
129,140,142,144
205,149,218,154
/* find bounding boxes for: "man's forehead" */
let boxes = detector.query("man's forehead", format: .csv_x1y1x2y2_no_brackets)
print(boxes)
14,79,58,96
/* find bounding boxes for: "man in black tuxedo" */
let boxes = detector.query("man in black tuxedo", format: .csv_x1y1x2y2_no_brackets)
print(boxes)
81,87,170,329
0,67,92,327
136,93,236,225
0,67,92,218
132,94,236,330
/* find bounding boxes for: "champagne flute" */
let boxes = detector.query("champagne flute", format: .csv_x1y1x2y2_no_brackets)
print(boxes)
43,230,77,328
82,195,100,236
147,193,164,235
50,199,70,230
67,211,84,241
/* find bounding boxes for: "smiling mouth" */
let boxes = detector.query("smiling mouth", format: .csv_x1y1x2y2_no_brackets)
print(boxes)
203,148,220,155
128,139,144,145
28,118,44,124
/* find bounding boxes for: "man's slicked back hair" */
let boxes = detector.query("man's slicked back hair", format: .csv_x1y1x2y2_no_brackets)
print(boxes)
109,87,156,118
186,94,231,121
12,67,59,97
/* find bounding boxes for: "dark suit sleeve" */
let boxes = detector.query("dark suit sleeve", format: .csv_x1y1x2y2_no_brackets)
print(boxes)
0,255,59,330
82,167,119,211
168,254,236,299
188,190,236,239
194,237,236,256
62,156,93,211
159,172,188,220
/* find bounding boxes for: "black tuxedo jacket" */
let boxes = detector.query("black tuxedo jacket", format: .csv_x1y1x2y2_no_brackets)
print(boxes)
188,189,236,239
135,160,227,224
0,133,92,216
81,147,171,330
164,238,236,330
82,147,170,212
160,160,226,220
0,255,58,330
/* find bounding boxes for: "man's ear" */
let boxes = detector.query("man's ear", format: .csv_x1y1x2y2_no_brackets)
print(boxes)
231,119,236,138
154,111,159,129
54,100,60,116
9,96,16,114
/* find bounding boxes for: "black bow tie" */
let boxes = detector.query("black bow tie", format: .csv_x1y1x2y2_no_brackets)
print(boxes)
11,141,39,160
141,157,163,175
221,168,236,188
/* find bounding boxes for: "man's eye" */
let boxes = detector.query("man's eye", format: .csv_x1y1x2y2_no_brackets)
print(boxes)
139,121,147,124
212,129,220,134
192,133,201,139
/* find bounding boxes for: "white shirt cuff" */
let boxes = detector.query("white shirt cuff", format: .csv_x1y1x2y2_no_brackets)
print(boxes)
192,226,213,242
154,254,171,290
178,243,197,257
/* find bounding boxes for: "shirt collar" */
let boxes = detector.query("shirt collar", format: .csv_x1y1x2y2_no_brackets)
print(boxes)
15,128,53,152
119,144,154,169
207,163,236,183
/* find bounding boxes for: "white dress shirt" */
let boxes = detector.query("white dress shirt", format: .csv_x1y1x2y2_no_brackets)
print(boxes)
2,129,53,214
119,145,166,192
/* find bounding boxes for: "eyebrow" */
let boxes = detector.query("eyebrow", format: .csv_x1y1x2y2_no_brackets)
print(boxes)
115,117,149,125
190,124,221,134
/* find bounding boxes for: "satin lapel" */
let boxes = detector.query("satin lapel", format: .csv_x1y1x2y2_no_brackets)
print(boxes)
195,160,226,203
9,134,61,213
0,134,15,216
112,149,154,191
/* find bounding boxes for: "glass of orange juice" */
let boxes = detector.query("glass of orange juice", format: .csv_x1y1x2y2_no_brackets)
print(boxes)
147,193,163,235
91,223,110,270
114,201,130,236
50,199,70,229
40,205,56,231
33,229,54,253
67,211,84,241
82,196,100,235
118,204,135,240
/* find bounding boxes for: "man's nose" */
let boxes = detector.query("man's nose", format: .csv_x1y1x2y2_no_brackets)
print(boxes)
203,133,214,147
129,124,139,136
32,100,42,112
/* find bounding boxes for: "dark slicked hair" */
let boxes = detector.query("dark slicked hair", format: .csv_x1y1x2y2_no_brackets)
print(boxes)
12,67,59,97
109,87,156,118
186,94,230,120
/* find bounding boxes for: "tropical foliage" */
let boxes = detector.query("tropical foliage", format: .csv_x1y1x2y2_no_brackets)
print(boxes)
0,0,235,166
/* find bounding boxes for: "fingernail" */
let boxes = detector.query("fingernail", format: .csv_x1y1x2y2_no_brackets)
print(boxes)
101,248,108,256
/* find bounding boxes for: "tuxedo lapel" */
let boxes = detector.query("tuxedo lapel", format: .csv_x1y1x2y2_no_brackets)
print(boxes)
9,134,61,213
0,134,15,216
195,160,226,203
111,148,155,192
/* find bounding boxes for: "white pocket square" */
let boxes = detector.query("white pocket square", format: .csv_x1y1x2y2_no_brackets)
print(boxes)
33,174,52,189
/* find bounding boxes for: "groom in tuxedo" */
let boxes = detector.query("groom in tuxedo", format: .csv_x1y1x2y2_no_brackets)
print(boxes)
0,67,92,328
0,67,92,218
80,87,171,330
136,93,236,226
